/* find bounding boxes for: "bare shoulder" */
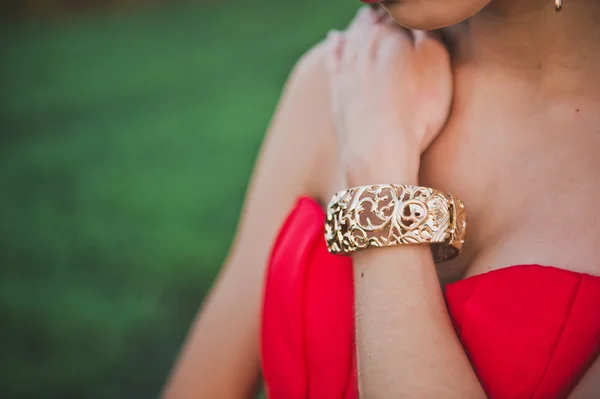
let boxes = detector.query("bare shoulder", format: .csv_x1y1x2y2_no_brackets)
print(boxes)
253,40,339,207
226,39,338,279
163,40,337,399
228,39,339,261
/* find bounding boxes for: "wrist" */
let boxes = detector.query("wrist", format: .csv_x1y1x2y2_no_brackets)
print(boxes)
344,147,420,187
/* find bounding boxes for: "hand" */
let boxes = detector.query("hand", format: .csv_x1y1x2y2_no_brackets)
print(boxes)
325,7,453,187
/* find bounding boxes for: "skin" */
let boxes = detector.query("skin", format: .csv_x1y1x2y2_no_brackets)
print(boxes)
163,1,600,397
382,0,490,30
327,10,483,397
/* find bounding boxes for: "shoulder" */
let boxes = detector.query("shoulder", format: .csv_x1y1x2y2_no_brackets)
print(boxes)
289,41,331,87
229,39,340,260
162,40,342,399
267,40,339,202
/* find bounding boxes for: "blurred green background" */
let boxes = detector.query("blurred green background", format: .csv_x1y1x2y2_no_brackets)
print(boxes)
0,1,358,398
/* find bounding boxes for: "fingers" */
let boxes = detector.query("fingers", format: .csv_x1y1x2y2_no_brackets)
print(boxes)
343,8,398,67
343,7,379,67
347,7,378,37
325,6,379,74
343,6,445,55
326,8,446,75
324,29,346,124
325,29,344,75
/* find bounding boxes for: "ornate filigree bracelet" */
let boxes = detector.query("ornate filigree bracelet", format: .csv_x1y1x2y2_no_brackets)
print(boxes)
325,184,467,263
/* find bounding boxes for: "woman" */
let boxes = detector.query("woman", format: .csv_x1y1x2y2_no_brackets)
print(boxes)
164,1,600,398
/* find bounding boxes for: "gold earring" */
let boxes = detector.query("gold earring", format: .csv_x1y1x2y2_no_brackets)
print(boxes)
555,0,562,11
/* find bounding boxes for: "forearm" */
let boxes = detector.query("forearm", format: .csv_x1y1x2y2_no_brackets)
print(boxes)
325,10,483,395
353,245,484,398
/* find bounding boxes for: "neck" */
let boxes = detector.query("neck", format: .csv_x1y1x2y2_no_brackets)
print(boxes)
445,0,600,95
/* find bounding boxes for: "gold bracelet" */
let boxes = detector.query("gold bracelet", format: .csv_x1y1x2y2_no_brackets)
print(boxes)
324,184,467,263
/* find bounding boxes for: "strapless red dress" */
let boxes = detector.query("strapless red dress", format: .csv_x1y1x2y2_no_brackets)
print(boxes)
261,197,600,399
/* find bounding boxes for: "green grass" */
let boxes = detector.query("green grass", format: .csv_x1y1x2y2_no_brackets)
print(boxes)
0,1,358,398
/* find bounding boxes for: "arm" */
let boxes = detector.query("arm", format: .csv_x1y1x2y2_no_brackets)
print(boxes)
326,9,485,398
354,231,484,398
347,151,482,398
162,42,337,399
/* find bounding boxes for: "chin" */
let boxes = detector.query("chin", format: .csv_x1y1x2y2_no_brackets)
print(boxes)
382,0,490,30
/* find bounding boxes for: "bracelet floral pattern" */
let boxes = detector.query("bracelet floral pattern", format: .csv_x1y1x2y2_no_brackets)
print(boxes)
325,184,467,263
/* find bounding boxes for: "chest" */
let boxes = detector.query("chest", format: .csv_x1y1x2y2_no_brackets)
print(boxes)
419,86,600,281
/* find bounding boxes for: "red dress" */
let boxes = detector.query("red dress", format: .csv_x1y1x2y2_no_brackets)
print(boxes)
261,197,600,399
